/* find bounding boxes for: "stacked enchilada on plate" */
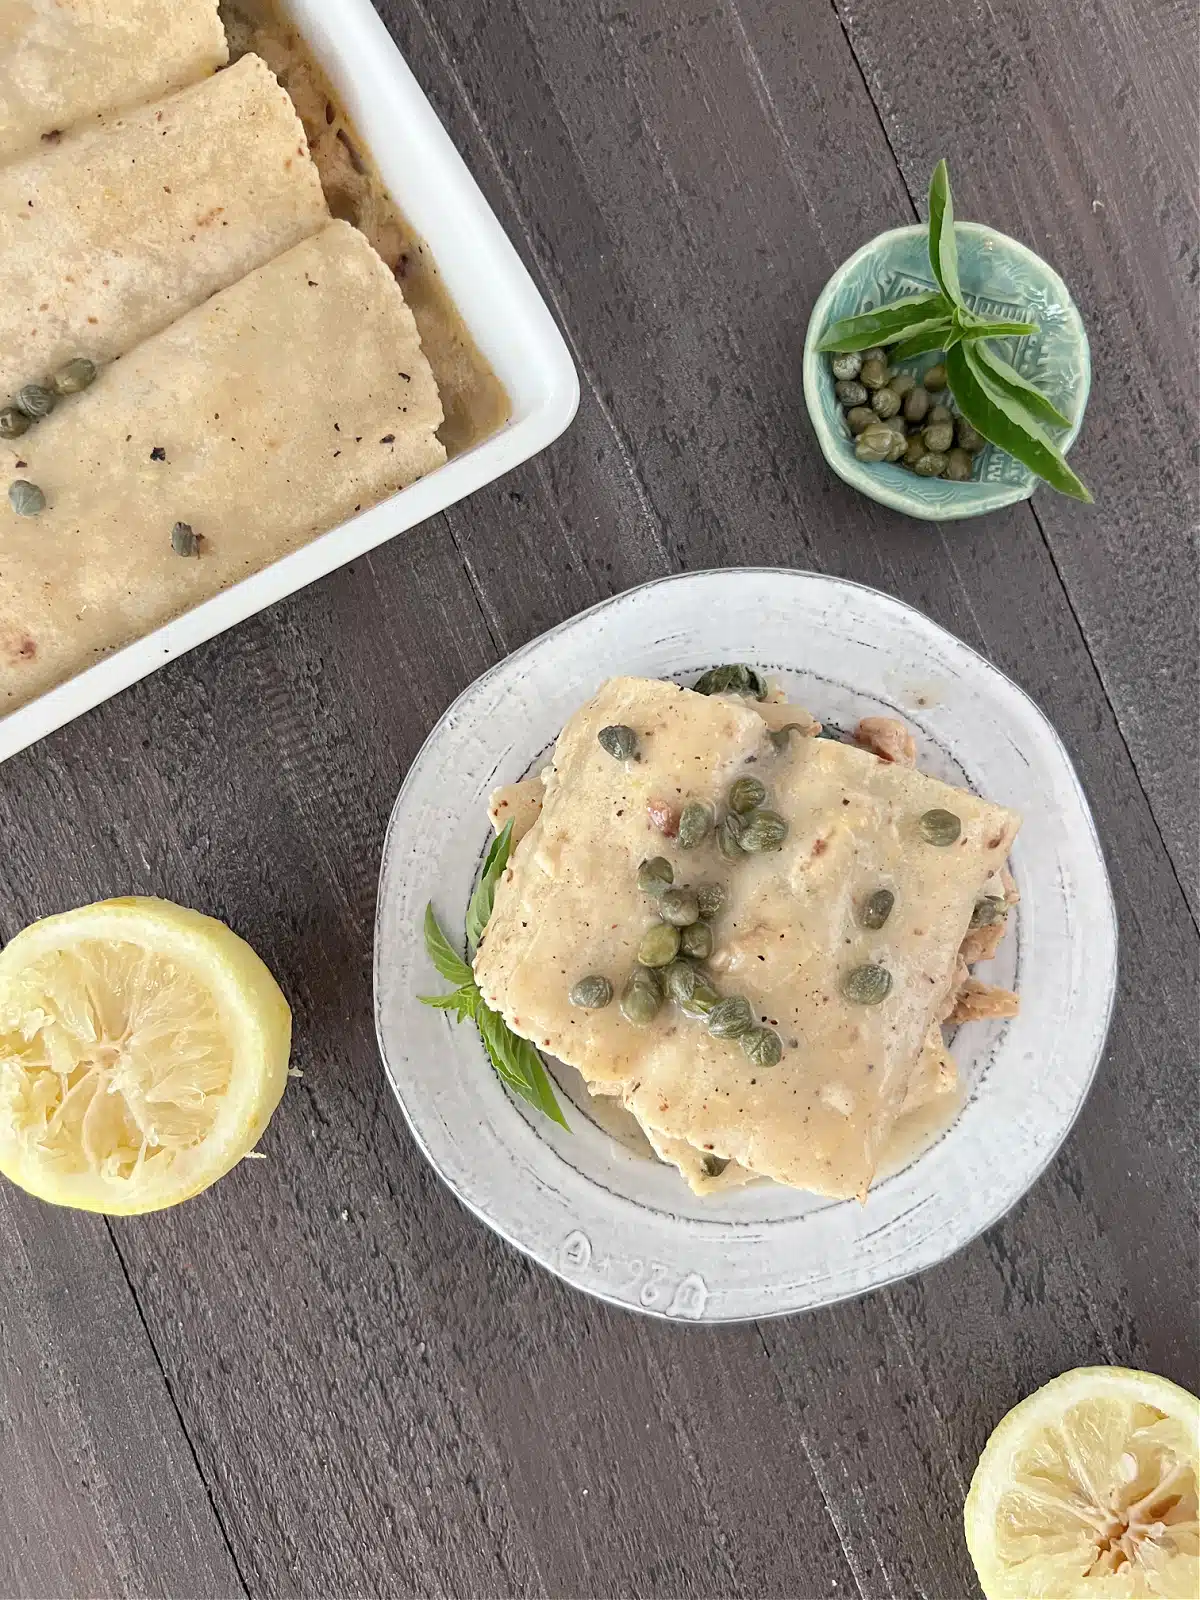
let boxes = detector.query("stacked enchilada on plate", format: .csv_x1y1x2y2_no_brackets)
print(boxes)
0,0,473,716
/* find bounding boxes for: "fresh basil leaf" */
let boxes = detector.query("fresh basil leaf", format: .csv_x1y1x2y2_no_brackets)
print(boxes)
465,820,514,949
423,902,474,986
946,344,1091,502
419,985,480,1023
955,317,1040,343
478,1005,569,1129
927,160,964,307
888,322,953,362
816,292,951,353
967,340,1074,428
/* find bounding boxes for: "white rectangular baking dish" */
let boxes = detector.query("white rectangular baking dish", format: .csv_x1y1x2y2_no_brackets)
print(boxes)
0,0,578,764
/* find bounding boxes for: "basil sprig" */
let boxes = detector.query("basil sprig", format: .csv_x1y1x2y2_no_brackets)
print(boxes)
817,159,1090,501
420,820,569,1129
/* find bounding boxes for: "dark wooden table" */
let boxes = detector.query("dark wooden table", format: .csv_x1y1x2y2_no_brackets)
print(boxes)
2,2,1196,1596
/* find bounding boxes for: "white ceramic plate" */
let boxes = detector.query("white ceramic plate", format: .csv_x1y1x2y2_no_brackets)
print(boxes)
374,570,1117,1322
0,0,578,764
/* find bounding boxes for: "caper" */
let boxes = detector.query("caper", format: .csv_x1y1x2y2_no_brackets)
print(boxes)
970,895,1006,929
816,726,842,741
945,448,973,482
708,995,755,1038
914,451,949,477
830,351,863,381
842,964,892,1005
8,479,45,516
638,922,681,967
0,405,30,439
692,664,767,699
835,379,868,408
677,801,713,850
923,363,948,392
16,383,55,419
918,808,962,845
598,724,638,761
569,975,613,1009
845,405,877,435
637,856,674,895
871,385,901,420
728,775,766,815
717,814,746,859
927,402,953,426
739,809,788,853
660,888,700,927
769,722,808,752
170,520,200,556
855,424,895,463
902,385,931,424
621,968,663,1026
884,422,908,462
52,357,97,395
890,372,917,399
696,883,726,920
860,888,895,929
860,357,890,391
903,434,928,467
663,960,699,1004
861,346,886,364
923,420,954,453
956,417,985,453
741,1026,783,1067
679,920,713,960
679,981,720,1019
701,1154,730,1178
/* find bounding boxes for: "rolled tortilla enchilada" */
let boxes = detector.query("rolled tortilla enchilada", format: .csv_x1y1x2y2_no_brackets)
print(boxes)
0,52,328,398
0,0,228,164
0,222,445,711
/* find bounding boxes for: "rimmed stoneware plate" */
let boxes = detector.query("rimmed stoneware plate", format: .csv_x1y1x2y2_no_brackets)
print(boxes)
374,570,1116,1322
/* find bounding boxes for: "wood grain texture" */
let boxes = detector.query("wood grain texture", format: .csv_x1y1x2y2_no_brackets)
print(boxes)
0,1,1196,1597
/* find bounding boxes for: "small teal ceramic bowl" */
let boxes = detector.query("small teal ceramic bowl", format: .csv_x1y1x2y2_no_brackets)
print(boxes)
803,222,1090,521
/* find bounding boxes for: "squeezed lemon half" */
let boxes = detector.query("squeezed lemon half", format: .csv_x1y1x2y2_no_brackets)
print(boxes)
965,1365,1200,1599
0,897,291,1214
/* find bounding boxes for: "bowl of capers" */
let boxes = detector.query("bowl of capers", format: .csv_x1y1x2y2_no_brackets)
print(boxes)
802,167,1091,521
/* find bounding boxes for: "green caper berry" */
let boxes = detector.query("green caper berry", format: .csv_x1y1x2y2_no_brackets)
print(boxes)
701,1153,730,1178
52,357,97,395
637,856,674,895
927,402,953,426
890,372,917,399
903,434,928,468
679,981,720,1019
970,895,1006,929
956,418,985,453
598,724,638,761
696,883,726,920
842,964,892,1005
677,801,713,850
739,809,788,853
903,385,931,424
16,383,55,419
717,814,746,859
855,424,895,464
8,479,45,516
728,775,766,815
0,405,30,439
663,960,699,1004
845,405,877,435
621,968,663,1026
830,351,863,381
860,888,895,929
914,451,949,477
859,357,890,391
945,448,973,482
741,1027,783,1067
835,379,869,408
708,995,755,1038
923,363,948,392
679,920,713,960
923,420,954,453
871,385,901,420
638,922,681,967
569,975,613,1009
660,888,700,927
918,808,962,846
